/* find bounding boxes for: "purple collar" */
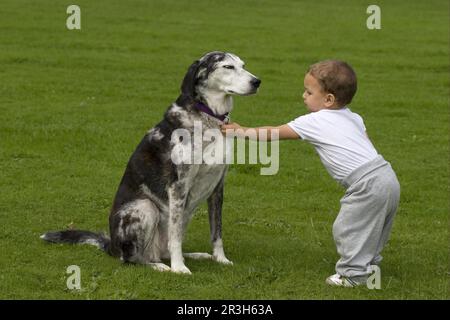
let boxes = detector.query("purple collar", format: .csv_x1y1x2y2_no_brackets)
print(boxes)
194,102,229,123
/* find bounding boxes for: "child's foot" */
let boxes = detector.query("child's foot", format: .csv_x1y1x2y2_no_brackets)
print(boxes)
325,273,367,287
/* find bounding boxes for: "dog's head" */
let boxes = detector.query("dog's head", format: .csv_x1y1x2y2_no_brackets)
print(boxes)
180,51,261,102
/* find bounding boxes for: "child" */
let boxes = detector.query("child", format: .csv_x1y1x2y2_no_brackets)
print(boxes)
221,60,400,287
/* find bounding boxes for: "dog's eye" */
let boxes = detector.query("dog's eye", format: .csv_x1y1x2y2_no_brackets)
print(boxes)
223,65,235,70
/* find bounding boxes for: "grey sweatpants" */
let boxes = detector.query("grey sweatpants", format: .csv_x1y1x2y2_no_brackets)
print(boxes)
333,155,400,278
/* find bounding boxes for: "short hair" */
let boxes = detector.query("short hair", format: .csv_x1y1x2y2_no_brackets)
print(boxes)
307,60,357,107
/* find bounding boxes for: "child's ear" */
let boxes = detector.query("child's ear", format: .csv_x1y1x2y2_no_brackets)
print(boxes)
324,93,336,107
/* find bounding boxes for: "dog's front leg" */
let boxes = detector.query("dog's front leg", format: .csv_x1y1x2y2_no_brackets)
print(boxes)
208,173,233,265
168,181,191,275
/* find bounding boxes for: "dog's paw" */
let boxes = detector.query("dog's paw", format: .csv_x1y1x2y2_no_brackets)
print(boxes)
148,262,171,272
213,255,234,265
171,264,192,275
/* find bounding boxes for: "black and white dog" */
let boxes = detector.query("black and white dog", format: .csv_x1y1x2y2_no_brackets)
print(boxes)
41,51,261,274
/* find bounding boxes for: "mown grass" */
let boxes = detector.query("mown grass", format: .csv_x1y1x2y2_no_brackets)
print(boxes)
0,0,448,299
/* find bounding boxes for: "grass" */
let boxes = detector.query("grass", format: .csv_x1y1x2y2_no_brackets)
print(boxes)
0,0,448,299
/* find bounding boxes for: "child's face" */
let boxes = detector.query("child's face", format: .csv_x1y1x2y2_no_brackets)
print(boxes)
302,73,334,112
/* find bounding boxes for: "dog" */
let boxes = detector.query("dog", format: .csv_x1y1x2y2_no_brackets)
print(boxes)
41,51,261,274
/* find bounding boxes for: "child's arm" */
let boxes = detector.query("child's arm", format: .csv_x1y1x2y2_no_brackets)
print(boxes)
221,122,300,141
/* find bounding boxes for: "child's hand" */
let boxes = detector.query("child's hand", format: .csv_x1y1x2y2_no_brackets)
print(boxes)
221,122,242,134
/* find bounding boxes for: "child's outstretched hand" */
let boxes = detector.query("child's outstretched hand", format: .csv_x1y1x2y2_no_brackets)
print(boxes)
221,122,242,134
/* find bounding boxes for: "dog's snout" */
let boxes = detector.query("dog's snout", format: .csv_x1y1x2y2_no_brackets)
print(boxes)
251,78,261,88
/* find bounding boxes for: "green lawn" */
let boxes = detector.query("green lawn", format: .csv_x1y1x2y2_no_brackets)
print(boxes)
0,0,448,299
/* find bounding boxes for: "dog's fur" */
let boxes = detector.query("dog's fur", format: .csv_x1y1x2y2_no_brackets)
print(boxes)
41,51,260,274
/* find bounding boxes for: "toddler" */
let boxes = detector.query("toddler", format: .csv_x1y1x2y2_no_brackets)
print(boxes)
221,60,400,287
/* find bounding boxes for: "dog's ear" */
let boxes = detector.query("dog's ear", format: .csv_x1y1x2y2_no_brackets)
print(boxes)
180,59,201,101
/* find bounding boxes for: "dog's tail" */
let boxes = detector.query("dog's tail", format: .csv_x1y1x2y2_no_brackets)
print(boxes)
40,230,111,253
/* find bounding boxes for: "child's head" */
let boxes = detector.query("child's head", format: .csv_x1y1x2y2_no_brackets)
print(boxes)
302,60,357,112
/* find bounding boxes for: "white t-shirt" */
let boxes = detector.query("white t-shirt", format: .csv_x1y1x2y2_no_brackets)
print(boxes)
287,107,378,183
